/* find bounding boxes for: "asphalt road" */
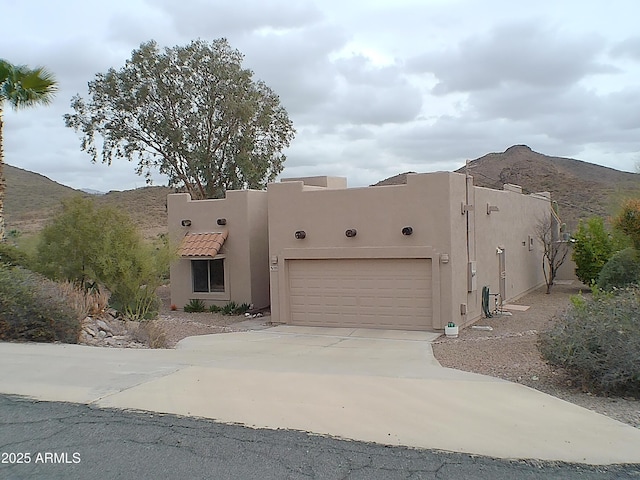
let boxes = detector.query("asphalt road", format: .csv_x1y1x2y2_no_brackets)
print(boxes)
1,395,638,480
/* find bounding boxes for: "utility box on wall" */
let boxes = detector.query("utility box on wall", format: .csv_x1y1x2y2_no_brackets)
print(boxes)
467,261,477,292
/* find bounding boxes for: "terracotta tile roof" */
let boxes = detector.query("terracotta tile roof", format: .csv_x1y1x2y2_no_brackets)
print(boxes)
178,231,228,257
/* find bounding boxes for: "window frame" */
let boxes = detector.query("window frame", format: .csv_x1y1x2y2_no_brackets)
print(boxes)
190,255,230,300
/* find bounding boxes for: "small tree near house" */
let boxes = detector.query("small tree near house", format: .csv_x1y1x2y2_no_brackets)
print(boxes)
536,212,571,294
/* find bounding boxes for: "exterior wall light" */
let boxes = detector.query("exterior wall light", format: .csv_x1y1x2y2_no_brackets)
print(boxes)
402,226,413,236
345,229,357,238
181,219,192,227
294,230,306,239
217,218,227,225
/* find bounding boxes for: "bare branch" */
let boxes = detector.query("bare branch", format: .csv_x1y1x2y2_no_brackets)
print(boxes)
536,212,571,293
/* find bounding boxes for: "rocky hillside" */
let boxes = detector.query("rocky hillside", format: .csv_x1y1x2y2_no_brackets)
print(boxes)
6,145,639,238
4,164,172,238
374,146,640,230
459,145,639,230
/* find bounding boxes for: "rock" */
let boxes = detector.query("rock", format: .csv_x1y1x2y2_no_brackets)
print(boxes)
471,325,493,331
96,319,112,333
97,330,107,339
105,337,124,347
79,331,92,344
84,326,97,337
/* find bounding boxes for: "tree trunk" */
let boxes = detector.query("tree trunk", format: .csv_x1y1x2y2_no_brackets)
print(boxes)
0,105,5,242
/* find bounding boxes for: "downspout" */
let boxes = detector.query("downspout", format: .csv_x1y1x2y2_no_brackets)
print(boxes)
465,160,471,263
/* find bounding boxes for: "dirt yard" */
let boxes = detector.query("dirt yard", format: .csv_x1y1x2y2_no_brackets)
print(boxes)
432,282,640,429
153,286,272,347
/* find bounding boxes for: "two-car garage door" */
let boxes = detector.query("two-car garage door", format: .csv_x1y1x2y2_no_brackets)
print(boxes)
288,258,432,330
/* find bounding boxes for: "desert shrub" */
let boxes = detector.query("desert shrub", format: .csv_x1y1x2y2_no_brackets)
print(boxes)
572,217,627,285
0,264,81,343
56,281,110,317
613,198,640,250
597,247,640,291
539,287,640,396
224,301,250,315
35,196,171,320
132,321,167,349
184,299,206,313
209,301,251,315
0,242,31,268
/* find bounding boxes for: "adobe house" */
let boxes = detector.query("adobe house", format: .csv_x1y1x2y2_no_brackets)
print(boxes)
168,172,551,330
167,190,270,310
267,173,550,330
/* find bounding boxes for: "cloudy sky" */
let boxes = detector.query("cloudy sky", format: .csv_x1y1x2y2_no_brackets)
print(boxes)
2,0,640,192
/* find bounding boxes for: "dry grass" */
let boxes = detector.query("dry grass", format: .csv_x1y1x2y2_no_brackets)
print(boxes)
132,321,168,349
55,281,110,319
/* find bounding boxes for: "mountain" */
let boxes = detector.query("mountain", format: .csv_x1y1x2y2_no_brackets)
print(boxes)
3,164,172,238
457,145,639,230
4,164,79,235
81,188,105,195
6,145,640,238
374,146,640,230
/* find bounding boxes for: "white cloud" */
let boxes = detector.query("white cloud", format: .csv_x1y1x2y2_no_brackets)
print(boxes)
153,0,323,37
409,21,616,94
611,36,640,62
1,0,640,195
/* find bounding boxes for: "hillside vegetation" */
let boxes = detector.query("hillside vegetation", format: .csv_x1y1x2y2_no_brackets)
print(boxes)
4,165,77,234
375,145,640,231
6,145,640,238
4,164,172,239
459,145,640,230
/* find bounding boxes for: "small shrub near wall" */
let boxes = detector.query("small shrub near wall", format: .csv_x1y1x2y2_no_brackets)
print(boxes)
0,265,81,343
597,247,640,291
539,287,640,397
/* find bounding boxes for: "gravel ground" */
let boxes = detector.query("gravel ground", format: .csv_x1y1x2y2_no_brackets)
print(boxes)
154,286,272,347
156,284,640,429
432,282,640,430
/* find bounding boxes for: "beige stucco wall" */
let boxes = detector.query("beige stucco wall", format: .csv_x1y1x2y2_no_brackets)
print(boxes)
167,172,552,329
268,172,550,330
468,186,550,323
167,190,269,309
268,172,462,329
556,244,579,281
281,176,348,189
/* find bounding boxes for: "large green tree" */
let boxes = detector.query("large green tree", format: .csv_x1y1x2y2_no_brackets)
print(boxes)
572,216,628,285
0,60,57,240
65,39,295,200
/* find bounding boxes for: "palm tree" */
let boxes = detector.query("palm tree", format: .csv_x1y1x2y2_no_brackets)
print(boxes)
0,60,57,240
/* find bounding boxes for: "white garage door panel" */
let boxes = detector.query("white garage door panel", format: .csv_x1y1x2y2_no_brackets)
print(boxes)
288,258,432,330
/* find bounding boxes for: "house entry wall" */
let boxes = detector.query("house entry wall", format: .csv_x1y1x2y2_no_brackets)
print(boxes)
287,258,433,330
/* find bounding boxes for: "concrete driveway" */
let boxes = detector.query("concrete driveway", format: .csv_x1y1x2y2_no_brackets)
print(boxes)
1,325,640,465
